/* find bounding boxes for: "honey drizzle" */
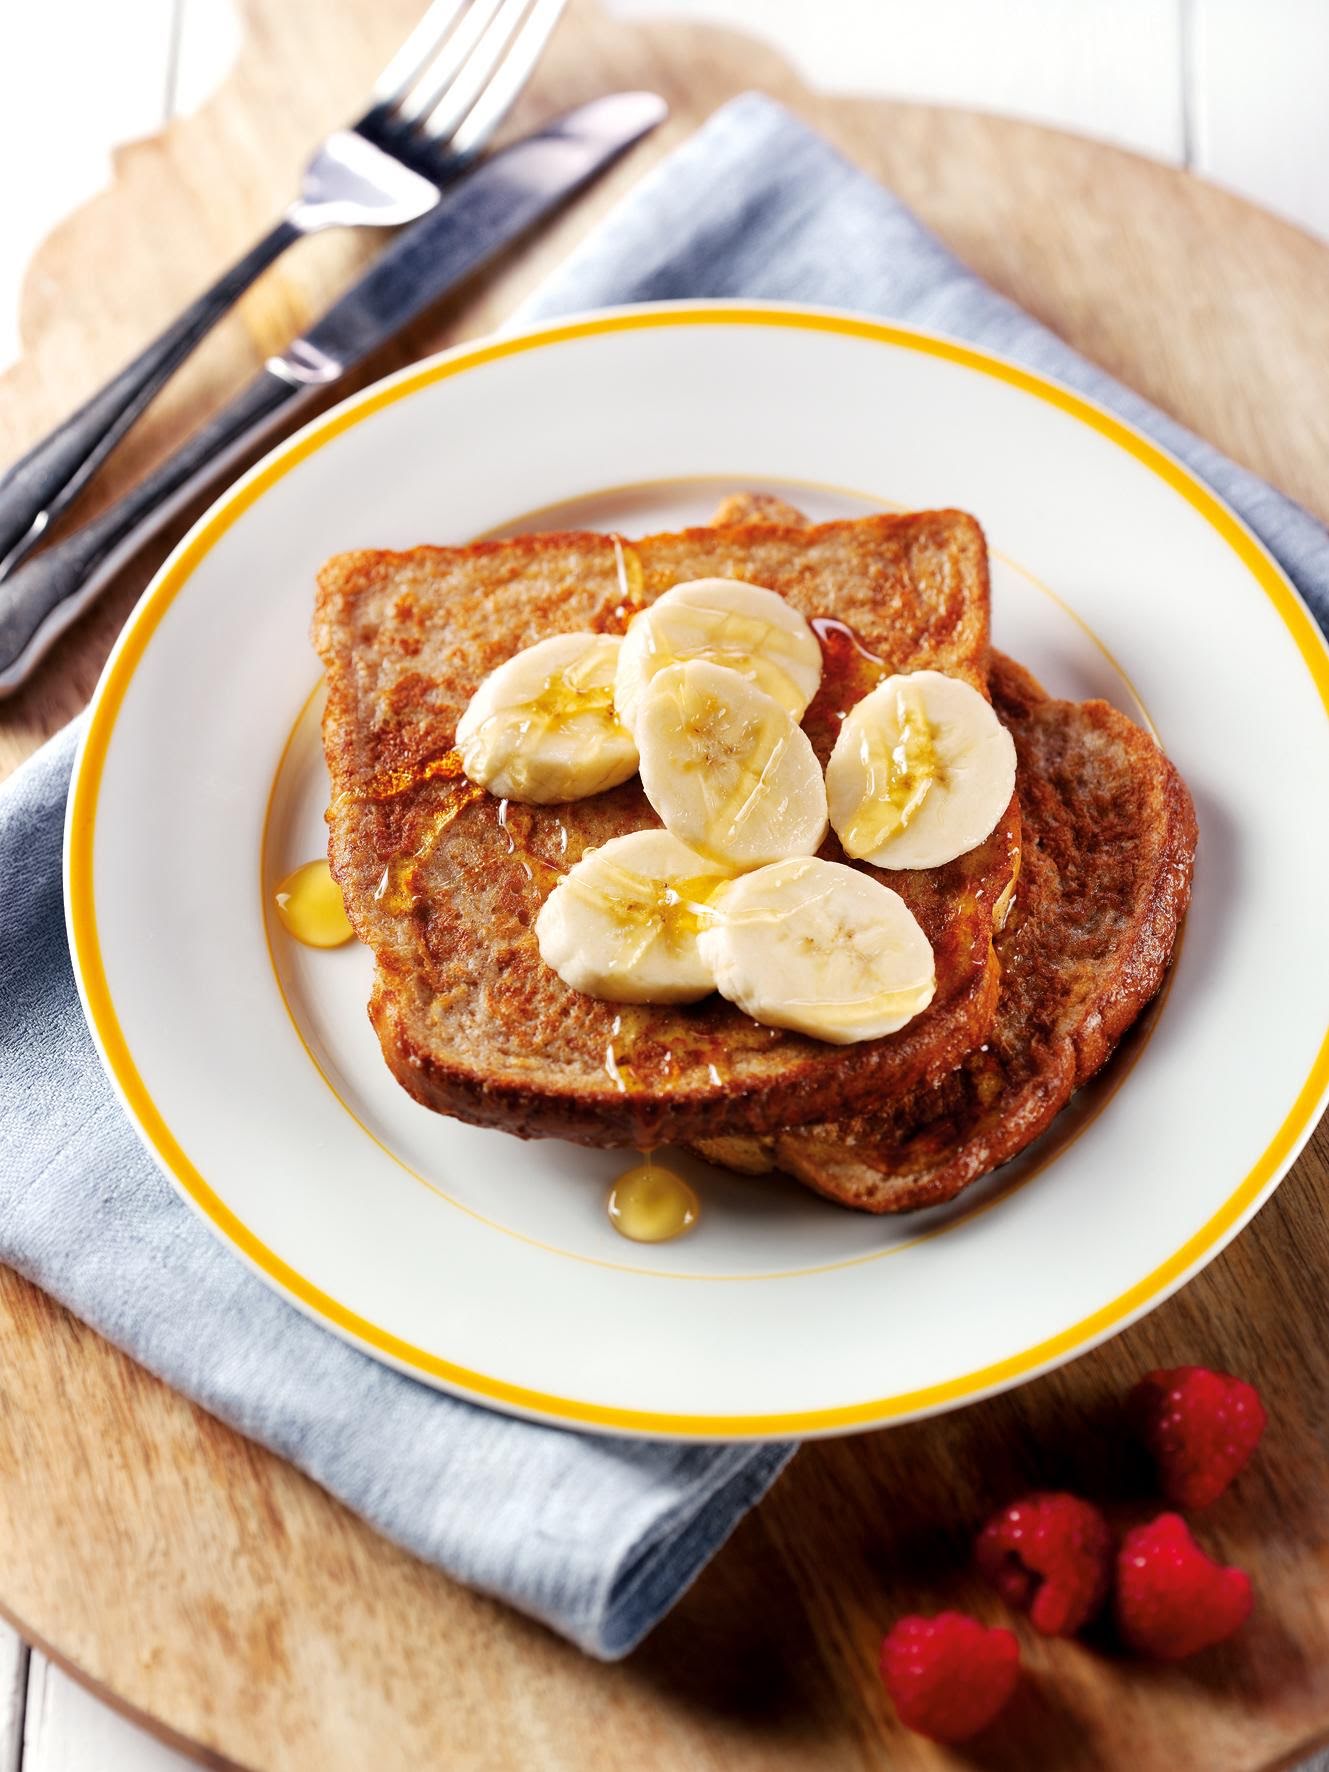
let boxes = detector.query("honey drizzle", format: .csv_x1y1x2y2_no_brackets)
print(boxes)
599,1007,739,1150
468,653,619,759
992,876,1018,931
568,862,723,964
350,746,468,805
643,593,811,712
495,799,567,890
603,1016,676,1150
810,615,887,667
604,1013,637,1096
372,777,485,915
663,667,796,854
808,615,889,727
599,533,646,633
843,679,940,854
992,818,1023,931
331,735,492,918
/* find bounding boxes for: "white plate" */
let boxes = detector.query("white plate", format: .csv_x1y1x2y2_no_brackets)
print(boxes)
67,302,1329,1440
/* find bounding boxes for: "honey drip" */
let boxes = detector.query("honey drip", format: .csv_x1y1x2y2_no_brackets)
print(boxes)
992,876,1018,931
604,1013,637,1096
601,1014,733,1150
614,533,645,606
810,615,886,666
669,672,792,852
465,655,622,799
607,1153,700,1244
604,1016,671,1151
273,859,354,948
844,680,941,855
992,832,1022,932
809,615,888,724
645,595,808,711
351,747,468,804
496,798,568,889
570,863,722,967
373,779,485,915
599,534,646,632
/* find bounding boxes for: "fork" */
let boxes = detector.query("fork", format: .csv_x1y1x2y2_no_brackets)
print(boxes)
0,0,567,580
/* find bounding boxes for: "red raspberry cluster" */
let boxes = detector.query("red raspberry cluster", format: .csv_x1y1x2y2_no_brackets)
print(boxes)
877,1365,1264,1743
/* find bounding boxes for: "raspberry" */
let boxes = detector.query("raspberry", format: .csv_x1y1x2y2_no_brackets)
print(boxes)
1116,1513,1252,1659
879,1612,1020,1742
1131,1366,1267,1509
976,1492,1113,1635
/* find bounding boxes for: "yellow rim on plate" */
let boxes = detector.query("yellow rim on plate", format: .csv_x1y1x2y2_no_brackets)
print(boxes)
65,303,1329,1437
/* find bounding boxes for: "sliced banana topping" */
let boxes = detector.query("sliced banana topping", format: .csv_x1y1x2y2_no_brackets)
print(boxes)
535,829,731,1004
698,857,936,1044
635,659,828,869
826,669,1016,869
614,578,822,733
456,632,639,804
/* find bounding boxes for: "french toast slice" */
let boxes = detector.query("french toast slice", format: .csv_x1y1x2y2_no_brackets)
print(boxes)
314,509,1018,1146
694,651,1197,1208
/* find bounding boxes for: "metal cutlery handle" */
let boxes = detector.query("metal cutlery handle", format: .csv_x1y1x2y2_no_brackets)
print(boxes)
0,0,574,582
0,218,301,579
0,370,300,690
0,88,667,697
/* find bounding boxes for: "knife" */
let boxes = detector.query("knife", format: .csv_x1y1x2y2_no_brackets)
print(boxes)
0,91,666,694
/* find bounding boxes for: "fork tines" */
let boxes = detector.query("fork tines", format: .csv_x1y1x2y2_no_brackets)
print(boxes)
360,0,570,174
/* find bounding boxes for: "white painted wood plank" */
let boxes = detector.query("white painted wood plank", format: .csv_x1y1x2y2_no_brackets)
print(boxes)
1189,0,1329,241
22,1655,197,1772
172,0,242,118
604,0,1188,161
0,0,177,366
0,1626,27,1772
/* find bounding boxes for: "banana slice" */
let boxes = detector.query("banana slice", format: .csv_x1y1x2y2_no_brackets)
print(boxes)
615,578,822,732
698,857,936,1043
826,669,1016,869
635,659,828,869
535,829,731,1004
456,632,638,804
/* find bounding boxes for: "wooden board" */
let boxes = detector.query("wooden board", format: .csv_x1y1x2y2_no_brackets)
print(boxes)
4,2,1329,1766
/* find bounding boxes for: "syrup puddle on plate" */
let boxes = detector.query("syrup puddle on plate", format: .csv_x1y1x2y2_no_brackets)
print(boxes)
273,859,354,948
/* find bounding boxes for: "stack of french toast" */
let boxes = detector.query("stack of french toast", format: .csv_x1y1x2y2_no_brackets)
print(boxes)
313,492,1196,1215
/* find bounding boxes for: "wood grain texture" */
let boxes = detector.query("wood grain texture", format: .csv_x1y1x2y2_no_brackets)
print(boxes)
2,1,1329,1767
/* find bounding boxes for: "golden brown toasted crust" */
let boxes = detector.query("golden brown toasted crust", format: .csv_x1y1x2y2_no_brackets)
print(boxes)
314,509,1016,1146
694,651,1198,1207
710,491,812,527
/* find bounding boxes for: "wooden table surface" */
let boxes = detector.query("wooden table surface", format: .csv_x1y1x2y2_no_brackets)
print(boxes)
4,2,1329,1766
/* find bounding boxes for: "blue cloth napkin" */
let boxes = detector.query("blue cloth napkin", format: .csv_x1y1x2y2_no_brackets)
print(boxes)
3,92,1327,1662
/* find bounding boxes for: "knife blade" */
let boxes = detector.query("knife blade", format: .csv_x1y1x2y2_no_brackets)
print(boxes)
269,89,666,389
0,91,667,693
